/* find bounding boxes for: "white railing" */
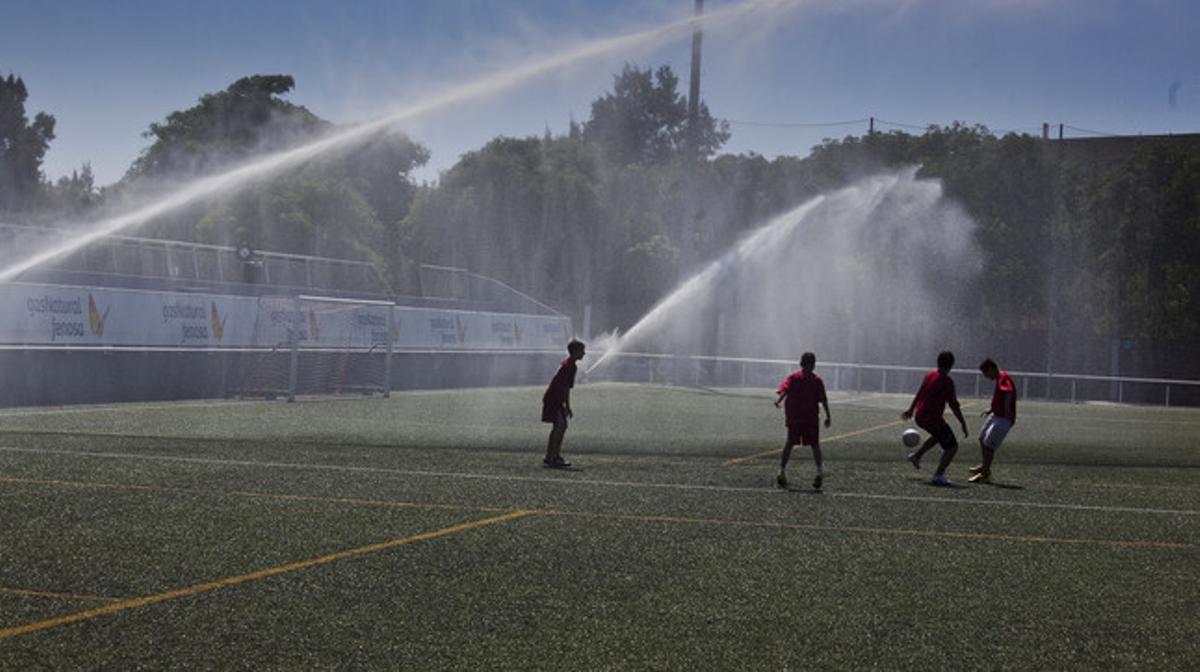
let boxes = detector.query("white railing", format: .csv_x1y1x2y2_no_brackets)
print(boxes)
586,351,1200,408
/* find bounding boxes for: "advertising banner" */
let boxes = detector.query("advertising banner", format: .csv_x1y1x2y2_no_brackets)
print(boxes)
0,282,571,351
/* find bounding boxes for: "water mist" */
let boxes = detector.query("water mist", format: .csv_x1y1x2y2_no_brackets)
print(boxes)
589,168,981,372
0,0,799,283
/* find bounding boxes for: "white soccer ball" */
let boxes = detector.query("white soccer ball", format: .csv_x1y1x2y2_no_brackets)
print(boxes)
901,428,921,448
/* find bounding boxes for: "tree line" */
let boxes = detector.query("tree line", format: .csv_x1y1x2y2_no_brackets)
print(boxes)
2,66,1197,352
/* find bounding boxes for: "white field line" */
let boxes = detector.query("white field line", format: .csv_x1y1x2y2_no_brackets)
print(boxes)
1,446,1197,517
0,395,395,418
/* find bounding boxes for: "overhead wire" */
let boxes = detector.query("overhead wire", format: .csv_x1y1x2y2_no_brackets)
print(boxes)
724,116,1133,139
726,117,868,128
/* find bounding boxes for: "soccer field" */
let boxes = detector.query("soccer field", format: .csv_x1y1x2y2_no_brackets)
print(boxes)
1,383,1197,669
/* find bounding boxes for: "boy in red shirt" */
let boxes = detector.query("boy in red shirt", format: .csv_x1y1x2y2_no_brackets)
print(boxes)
773,352,832,490
901,350,969,486
969,358,1017,483
542,339,585,468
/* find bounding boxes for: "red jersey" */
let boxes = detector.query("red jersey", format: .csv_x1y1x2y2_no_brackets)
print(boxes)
990,370,1017,422
777,370,827,427
914,370,959,427
542,357,577,421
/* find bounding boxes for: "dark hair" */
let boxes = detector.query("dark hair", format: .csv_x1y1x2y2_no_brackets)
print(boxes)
567,339,585,355
800,352,816,369
936,350,955,369
979,358,998,373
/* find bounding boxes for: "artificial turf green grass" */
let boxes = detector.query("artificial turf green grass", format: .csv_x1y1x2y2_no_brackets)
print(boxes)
2,513,1194,670
0,384,1197,669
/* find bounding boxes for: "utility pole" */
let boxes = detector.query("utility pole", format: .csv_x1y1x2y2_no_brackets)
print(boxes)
686,0,713,371
687,0,704,162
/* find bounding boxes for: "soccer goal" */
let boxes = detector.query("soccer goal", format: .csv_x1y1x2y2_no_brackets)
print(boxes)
229,294,394,401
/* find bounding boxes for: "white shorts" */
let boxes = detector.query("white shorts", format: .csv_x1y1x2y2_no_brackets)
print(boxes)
980,416,1013,450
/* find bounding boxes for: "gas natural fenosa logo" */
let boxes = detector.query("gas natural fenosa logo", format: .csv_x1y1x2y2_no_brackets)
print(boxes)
210,302,227,340
87,294,110,336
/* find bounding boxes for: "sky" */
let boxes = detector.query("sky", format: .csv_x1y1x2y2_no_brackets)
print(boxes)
3,0,1198,187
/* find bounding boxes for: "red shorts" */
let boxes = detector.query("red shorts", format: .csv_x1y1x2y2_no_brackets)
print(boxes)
787,423,819,446
916,417,949,435
542,402,565,425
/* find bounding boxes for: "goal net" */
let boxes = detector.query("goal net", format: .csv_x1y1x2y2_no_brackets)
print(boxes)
229,294,393,401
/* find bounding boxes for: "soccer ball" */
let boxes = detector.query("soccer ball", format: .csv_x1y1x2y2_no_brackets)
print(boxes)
901,429,921,448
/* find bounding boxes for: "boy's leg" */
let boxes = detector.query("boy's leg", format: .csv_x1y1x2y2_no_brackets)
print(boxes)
970,435,995,469
933,429,958,477
908,435,937,469
545,424,565,461
810,438,824,490
980,446,995,471
545,410,568,463
971,418,1007,481
913,435,937,458
777,438,795,488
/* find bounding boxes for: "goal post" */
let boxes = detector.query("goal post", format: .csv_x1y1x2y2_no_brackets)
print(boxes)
229,294,394,401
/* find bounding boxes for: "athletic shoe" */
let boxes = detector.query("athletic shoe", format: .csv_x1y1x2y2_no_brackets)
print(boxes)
968,470,991,484
542,456,554,467
812,472,824,490
553,456,572,468
930,474,952,486
776,472,788,489
906,452,921,470
968,464,985,475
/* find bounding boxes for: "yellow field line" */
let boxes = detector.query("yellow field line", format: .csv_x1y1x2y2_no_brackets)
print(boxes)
0,475,189,493
541,509,1198,550
722,419,906,466
0,476,509,514
3,475,1194,554
0,510,532,641
0,587,121,603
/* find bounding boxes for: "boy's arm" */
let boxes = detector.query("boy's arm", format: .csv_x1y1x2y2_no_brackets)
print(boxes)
773,391,787,408
950,400,968,437
822,400,832,427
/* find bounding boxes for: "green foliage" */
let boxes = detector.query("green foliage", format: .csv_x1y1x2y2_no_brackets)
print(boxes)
0,73,56,212
115,74,428,282
195,167,381,262
7,65,1199,354
125,75,327,181
583,64,729,166
45,163,98,214
1079,141,1200,339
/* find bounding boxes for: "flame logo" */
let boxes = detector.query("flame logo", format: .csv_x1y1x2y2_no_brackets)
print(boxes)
308,308,320,342
87,294,109,336
210,302,227,340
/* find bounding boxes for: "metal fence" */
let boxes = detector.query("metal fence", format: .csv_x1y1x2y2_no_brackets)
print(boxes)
588,352,1200,408
0,223,390,297
417,264,563,316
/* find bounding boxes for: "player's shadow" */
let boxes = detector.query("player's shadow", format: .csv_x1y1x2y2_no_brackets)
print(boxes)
981,481,1024,490
914,478,969,490
784,487,824,495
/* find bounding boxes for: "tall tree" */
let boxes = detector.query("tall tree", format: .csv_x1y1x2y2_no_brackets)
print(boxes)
0,73,56,212
583,64,728,166
47,162,98,213
120,74,428,283
125,75,327,180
